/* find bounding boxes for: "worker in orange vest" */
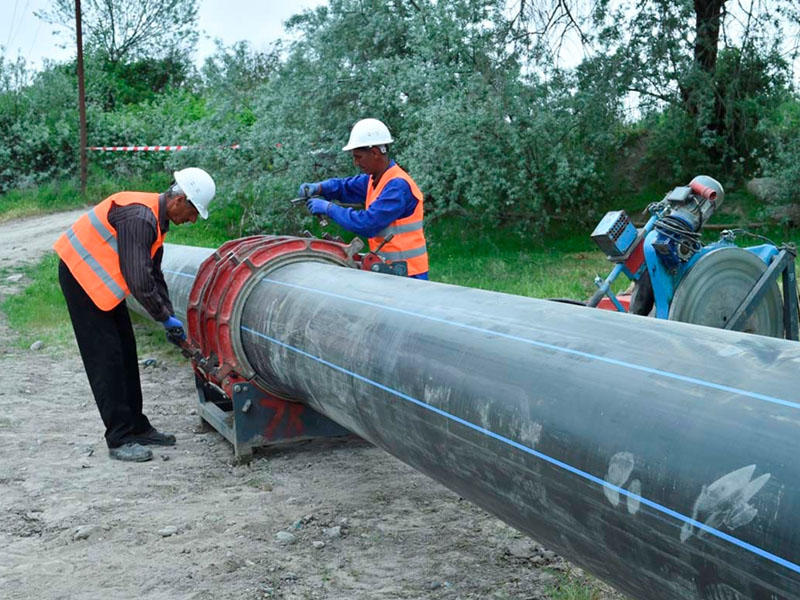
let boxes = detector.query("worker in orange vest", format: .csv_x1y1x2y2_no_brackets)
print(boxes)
299,118,429,279
53,168,216,462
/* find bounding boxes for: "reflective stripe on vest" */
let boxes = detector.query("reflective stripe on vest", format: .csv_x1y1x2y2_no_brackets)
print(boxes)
87,209,119,252
375,220,424,238
63,226,127,301
53,192,164,310
377,244,428,261
366,165,429,276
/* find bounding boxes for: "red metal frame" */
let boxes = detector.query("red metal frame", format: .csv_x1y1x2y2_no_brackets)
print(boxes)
596,293,632,312
185,235,358,398
184,235,364,458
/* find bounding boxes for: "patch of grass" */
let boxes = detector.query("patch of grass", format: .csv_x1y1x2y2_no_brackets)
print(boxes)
545,569,608,600
0,179,84,221
167,200,244,248
1,253,74,349
0,252,177,355
0,171,171,222
427,216,626,300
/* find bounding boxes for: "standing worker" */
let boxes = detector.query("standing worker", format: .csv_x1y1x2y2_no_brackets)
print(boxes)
299,118,429,279
53,168,216,462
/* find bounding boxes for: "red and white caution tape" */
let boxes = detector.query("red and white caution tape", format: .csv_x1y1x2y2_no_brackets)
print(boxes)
87,144,241,151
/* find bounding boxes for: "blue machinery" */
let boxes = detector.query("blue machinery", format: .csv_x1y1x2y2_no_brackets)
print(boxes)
142,228,800,600
587,175,799,340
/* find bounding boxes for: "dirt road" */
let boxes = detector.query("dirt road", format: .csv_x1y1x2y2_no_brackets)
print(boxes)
0,210,623,599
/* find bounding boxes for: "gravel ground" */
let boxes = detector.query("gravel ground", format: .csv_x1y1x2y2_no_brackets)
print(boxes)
0,209,626,600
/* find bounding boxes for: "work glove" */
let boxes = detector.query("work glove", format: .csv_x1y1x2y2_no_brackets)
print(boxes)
306,198,331,217
161,315,186,346
298,182,322,198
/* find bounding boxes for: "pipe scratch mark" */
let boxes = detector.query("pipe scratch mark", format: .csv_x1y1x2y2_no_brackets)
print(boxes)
681,465,770,543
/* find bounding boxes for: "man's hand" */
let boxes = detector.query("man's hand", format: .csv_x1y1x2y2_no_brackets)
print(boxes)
298,182,322,198
161,315,186,346
306,198,331,216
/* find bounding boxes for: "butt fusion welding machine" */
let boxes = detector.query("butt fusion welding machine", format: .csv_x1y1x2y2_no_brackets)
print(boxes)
587,175,799,340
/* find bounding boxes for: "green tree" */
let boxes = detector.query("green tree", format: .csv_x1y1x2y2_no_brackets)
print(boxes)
183,0,624,236
0,56,78,192
36,0,199,64
512,0,799,178
37,0,199,111
84,51,193,110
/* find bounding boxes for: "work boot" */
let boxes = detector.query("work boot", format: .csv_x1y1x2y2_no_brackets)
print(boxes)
124,427,176,446
109,442,153,462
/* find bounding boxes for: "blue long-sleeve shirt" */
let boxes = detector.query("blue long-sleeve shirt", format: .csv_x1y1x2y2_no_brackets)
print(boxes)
319,161,418,238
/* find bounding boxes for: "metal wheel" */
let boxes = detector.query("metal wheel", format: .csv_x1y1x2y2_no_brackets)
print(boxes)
669,247,784,338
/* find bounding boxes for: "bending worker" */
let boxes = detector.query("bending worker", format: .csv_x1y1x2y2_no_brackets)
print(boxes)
53,168,216,462
299,118,429,279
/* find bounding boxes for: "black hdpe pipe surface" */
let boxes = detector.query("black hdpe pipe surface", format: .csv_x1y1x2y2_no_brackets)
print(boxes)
153,242,800,600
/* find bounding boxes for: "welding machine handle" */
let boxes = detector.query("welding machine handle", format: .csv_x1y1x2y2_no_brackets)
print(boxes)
162,315,186,347
165,327,187,347
689,180,717,201
372,233,395,255
305,197,330,227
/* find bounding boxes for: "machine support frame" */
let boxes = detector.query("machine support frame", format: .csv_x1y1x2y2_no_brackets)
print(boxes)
725,246,799,340
194,373,351,461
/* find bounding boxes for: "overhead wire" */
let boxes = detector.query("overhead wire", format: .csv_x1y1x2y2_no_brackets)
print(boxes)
27,18,41,58
5,0,33,56
6,0,21,49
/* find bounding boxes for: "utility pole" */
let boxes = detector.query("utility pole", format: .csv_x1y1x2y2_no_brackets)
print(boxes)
75,0,87,194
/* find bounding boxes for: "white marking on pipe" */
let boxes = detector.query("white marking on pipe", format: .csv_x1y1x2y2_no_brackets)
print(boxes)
627,479,642,514
680,465,770,543
604,452,635,507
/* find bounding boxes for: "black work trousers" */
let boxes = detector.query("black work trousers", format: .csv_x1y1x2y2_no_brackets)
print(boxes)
58,260,152,447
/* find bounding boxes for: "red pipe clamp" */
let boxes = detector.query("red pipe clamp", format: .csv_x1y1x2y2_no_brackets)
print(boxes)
185,235,362,399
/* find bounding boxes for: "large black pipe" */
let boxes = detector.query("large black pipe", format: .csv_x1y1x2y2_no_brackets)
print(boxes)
153,242,800,600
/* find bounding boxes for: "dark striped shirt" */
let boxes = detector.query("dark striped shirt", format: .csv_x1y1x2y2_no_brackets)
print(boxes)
107,196,173,322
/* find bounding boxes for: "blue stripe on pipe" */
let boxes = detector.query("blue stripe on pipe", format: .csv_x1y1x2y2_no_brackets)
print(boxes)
254,277,800,411
241,324,800,576
164,270,195,278
162,265,799,573
163,267,799,409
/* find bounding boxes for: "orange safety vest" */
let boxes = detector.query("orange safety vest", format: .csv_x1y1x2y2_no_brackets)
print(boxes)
53,192,165,311
366,164,428,276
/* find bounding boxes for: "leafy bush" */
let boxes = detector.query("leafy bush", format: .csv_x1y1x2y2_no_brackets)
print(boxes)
3,0,798,237
761,96,800,204
0,58,78,192
183,0,627,237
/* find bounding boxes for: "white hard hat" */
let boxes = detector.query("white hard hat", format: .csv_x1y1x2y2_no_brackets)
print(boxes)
173,167,215,219
342,118,394,151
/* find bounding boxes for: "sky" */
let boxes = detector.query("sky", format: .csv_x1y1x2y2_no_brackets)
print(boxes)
1,0,327,70
3,1,796,79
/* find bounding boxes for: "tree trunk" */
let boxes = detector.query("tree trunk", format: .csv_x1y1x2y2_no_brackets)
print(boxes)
686,0,727,165
694,0,725,72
